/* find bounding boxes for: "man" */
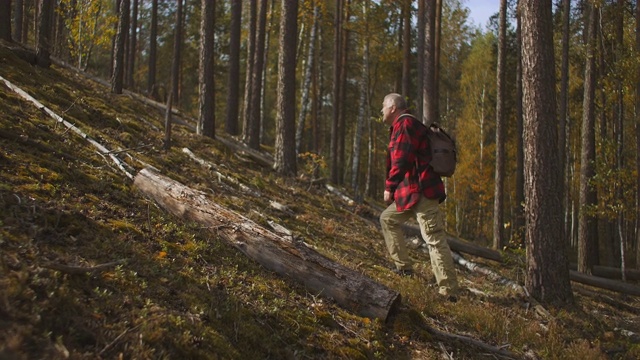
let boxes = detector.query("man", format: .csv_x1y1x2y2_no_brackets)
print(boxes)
379,93,459,299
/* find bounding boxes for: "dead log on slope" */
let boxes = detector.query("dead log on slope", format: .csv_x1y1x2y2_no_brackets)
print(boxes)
133,168,401,321
569,263,640,281
569,270,640,297
215,135,274,168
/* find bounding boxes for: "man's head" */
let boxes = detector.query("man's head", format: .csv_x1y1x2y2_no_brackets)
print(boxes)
381,93,407,125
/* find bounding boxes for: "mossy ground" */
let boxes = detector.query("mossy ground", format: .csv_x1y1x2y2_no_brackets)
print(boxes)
1,42,639,359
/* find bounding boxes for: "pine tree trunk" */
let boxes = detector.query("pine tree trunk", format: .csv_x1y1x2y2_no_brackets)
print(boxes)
242,0,257,143
0,0,11,42
126,0,138,89
330,0,343,184
273,0,298,176
246,0,267,150
15,0,23,43
198,0,215,138
636,0,640,270
401,0,410,98
559,0,570,245
578,3,598,274
422,0,436,126
225,0,241,136
492,0,507,250
111,0,129,93
296,2,319,155
351,0,369,198
520,0,573,306
514,4,525,246
170,0,182,106
36,0,54,68
147,0,157,98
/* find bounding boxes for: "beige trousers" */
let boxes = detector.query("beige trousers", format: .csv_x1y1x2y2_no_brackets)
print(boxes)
379,196,458,296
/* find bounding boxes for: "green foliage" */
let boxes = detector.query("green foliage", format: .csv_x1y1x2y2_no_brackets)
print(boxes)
59,0,117,70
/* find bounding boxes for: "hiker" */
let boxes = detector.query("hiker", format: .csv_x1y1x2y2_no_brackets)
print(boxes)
378,93,459,299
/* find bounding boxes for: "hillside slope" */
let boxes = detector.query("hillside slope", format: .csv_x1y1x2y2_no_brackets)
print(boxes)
1,43,639,359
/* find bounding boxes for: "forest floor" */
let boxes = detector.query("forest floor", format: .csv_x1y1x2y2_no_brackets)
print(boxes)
1,41,639,359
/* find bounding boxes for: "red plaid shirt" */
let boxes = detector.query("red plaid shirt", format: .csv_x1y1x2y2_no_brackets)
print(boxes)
385,112,446,211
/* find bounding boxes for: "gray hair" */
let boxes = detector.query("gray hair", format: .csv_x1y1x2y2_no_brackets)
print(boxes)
384,93,407,110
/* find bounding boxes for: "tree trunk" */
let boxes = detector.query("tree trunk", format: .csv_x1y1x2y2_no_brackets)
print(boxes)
416,0,424,117
242,0,257,143
126,0,138,89
492,0,507,250
273,0,298,176
422,0,436,126
559,0,570,246
434,0,442,122
330,0,342,184
614,0,625,277
401,0,410,98
0,0,12,42
15,0,23,43
337,1,350,184
198,0,215,138
36,0,54,68
246,0,267,150
351,0,369,198
147,0,157,98
578,2,598,274
636,0,640,270
296,2,319,155
1,0,12,41
133,168,400,321
225,0,241,136
520,0,573,306
111,0,129,93
170,0,182,106
514,3,525,246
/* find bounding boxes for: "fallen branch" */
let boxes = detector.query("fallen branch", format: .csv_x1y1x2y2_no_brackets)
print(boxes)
420,313,521,359
182,147,261,197
43,259,127,275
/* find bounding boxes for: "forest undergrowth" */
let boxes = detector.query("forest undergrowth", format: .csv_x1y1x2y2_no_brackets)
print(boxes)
1,43,639,359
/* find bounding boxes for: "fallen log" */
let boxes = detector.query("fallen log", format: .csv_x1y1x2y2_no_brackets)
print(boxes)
133,168,401,321
569,270,640,297
569,263,640,281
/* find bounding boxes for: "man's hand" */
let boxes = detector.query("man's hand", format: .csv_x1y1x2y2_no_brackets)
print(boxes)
384,190,393,204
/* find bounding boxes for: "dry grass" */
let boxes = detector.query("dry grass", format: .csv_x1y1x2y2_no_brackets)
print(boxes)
1,43,639,359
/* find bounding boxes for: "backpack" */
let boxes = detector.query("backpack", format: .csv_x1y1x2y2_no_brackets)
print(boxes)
426,123,457,177
398,114,457,177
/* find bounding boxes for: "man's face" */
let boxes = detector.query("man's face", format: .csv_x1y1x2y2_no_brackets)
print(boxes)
381,99,395,125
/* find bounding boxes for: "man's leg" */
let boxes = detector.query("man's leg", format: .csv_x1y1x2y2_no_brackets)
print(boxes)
379,202,414,271
414,197,459,296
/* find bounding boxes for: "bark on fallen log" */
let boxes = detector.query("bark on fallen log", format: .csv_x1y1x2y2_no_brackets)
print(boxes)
569,270,640,297
133,168,401,320
569,263,640,281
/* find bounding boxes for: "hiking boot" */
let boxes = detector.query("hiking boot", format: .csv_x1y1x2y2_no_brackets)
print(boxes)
392,268,413,277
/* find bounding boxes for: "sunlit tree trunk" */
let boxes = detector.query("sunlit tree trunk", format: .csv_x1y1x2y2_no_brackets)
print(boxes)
225,0,241,136
111,0,129,92
401,0,410,98
422,0,436,126
198,0,215,138
273,0,298,176
296,2,319,155
126,0,138,89
416,0,424,117
614,0,625,278
351,0,370,200
434,0,442,122
521,0,573,306
493,0,507,250
247,0,267,150
514,3,525,246
330,0,343,184
578,2,598,274
242,0,257,143
170,0,182,106
147,0,157,99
